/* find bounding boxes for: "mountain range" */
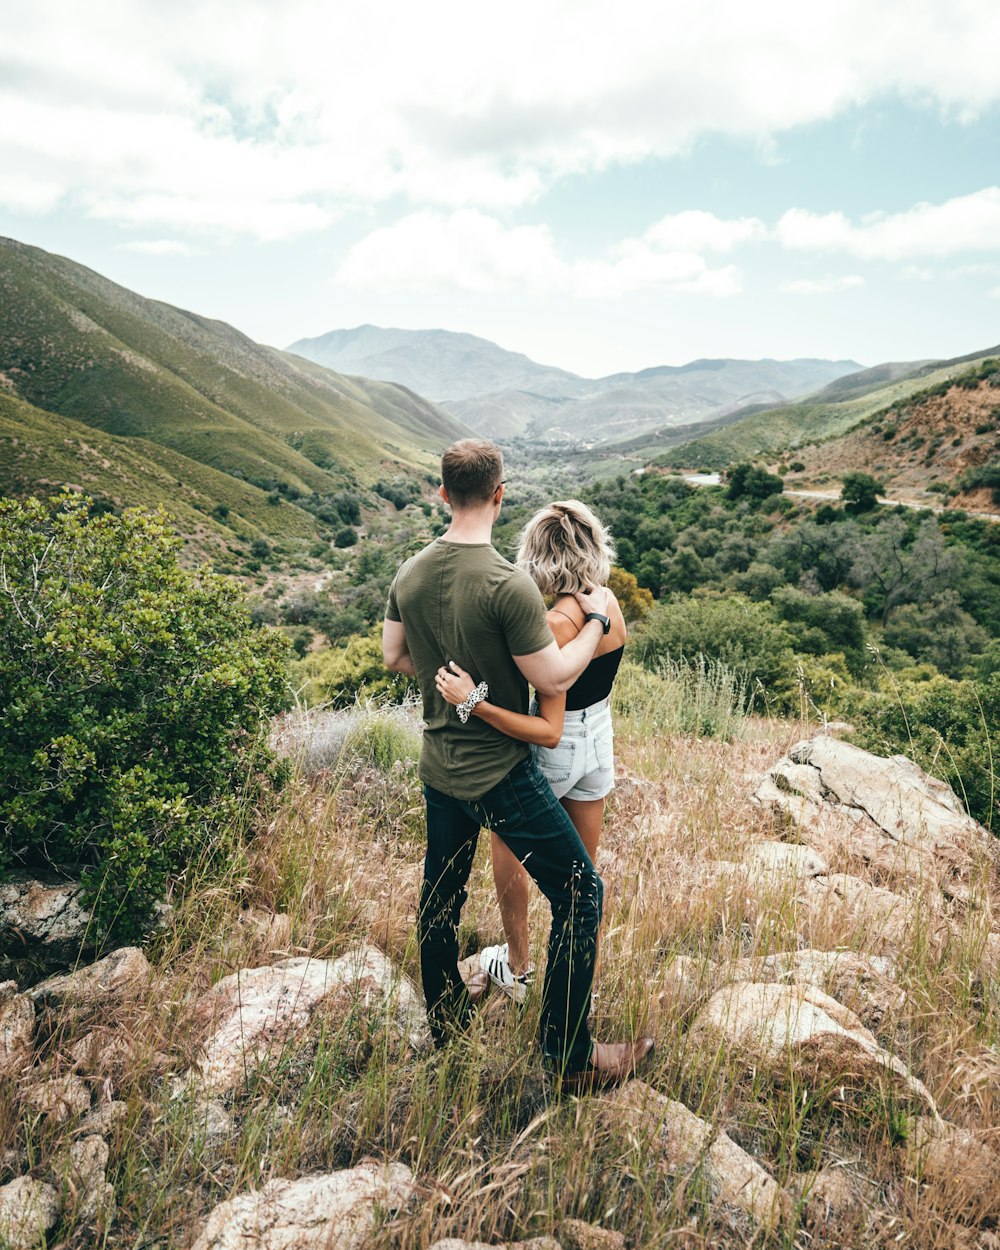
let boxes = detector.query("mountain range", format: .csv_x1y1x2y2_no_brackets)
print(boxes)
0,238,468,557
287,325,863,443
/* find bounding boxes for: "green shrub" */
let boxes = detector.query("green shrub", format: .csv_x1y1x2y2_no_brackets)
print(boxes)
293,631,412,708
632,593,798,710
0,494,290,939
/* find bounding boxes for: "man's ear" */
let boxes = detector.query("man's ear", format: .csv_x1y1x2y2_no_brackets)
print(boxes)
438,484,449,504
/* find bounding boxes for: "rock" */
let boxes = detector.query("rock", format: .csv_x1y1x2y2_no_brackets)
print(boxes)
21,1071,91,1123
78,1099,129,1137
186,945,428,1096
602,1081,788,1232
31,946,150,1008
728,950,904,1031
558,1218,626,1250
796,874,947,957
237,909,293,953
688,982,937,1115
0,1176,60,1250
653,955,717,1020
788,1166,868,1245
903,1116,998,1197
745,841,829,879
191,1160,415,1250
190,1099,235,1162
66,1135,115,1224
0,876,93,961
756,736,990,904
0,982,35,1077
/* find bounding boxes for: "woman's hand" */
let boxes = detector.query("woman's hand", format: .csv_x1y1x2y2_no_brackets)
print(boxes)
435,660,476,707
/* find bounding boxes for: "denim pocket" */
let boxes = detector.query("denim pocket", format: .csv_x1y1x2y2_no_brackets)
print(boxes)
533,740,576,785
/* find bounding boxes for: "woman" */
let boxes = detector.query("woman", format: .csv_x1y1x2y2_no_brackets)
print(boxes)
435,499,627,1002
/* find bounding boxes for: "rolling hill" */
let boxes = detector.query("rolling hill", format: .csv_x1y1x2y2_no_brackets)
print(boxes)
0,238,469,558
287,325,861,443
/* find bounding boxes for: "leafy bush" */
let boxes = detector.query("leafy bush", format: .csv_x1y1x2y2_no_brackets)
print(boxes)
844,671,999,829
293,631,413,708
632,593,798,710
841,472,883,513
0,495,290,938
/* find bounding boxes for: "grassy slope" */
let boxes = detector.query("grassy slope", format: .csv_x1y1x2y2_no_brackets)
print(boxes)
0,238,469,529
639,348,1000,472
0,390,319,557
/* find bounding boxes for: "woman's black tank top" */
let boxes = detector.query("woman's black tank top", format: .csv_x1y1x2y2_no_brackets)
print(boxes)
565,645,625,711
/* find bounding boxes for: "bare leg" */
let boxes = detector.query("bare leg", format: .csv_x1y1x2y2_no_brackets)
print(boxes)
561,796,605,864
490,830,532,974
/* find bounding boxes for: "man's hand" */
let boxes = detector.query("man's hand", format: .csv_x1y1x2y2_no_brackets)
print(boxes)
574,584,611,617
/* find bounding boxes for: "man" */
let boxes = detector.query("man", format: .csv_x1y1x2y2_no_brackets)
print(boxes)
383,438,653,1087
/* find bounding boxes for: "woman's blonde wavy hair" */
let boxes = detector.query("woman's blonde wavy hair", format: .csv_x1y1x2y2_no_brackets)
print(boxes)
515,499,616,595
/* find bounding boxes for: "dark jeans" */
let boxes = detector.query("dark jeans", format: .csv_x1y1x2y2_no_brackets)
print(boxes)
419,754,603,1074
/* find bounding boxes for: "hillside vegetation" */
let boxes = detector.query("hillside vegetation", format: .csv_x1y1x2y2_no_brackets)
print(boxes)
0,238,469,563
777,357,1000,511
643,344,1000,473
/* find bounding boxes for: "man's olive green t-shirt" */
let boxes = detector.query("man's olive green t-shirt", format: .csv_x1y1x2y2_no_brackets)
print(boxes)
385,538,553,799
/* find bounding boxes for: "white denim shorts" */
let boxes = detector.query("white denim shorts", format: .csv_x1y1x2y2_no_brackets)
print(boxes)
530,697,615,802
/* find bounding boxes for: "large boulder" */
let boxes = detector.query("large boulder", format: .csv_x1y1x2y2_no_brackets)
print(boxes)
601,1081,789,1232
185,945,428,1096
688,982,937,1114
754,736,991,906
0,1176,60,1250
190,1160,415,1250
0,982,35,1077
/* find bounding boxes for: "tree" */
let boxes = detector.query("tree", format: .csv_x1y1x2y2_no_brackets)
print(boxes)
841,472,884,513
726,463,783,502
0,494,290,938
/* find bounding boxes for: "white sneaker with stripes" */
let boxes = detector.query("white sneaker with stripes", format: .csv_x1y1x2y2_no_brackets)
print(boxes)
478,943,534,1004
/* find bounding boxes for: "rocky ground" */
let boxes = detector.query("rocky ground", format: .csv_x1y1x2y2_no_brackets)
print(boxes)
2,709,999,1249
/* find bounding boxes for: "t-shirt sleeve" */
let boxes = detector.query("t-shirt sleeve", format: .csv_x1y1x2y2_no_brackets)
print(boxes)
384,572,401,622
497,572,554,655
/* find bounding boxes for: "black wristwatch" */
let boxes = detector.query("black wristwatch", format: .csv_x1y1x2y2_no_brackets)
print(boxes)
583,611,611,634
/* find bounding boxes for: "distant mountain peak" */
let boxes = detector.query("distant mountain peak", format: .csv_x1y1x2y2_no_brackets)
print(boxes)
287,325,864,444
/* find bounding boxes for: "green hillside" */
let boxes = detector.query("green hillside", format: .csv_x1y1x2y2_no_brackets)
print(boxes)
0,237,469,557
632,346,1000,471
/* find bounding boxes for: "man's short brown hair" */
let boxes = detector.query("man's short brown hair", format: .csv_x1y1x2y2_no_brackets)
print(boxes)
441,439,504,509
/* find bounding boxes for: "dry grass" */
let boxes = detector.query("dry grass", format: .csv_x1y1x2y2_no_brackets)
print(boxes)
3,685,999,1248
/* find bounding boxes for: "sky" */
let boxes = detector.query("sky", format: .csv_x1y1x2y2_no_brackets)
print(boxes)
2,0,1000,378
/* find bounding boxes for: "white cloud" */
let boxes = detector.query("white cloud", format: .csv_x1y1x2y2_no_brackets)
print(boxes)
2,1,1000,235
641,211,767,253
337,209,747,298
118,239,202,256
782,275,865,294
776,189,1000,260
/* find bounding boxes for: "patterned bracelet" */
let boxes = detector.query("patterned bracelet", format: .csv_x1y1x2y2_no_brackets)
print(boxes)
456,681,489,723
